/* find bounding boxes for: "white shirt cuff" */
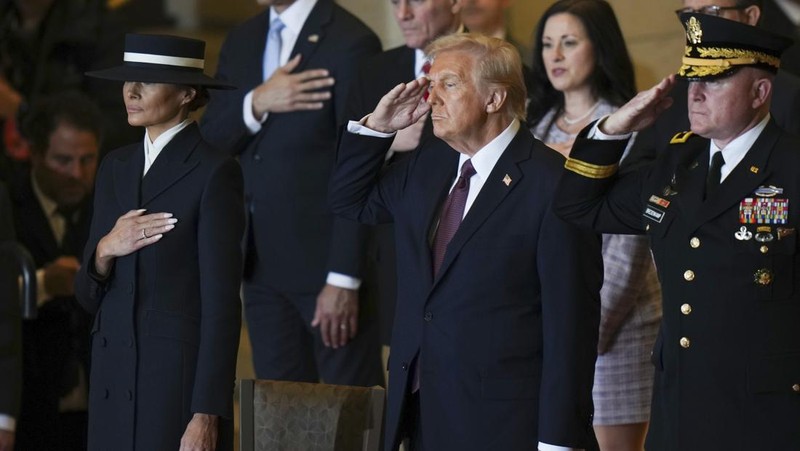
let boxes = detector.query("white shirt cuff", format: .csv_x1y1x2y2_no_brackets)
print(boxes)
326,272,361,290
0,414,16,432
538,443,581,451
588,115,632,141
35,268,50,307
346,118,397,138
243,90,268,134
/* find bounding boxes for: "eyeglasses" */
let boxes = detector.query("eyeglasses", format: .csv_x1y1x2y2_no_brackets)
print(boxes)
675,5,745,16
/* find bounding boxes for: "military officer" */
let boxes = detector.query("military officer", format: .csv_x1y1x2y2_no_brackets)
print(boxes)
554,12,800,451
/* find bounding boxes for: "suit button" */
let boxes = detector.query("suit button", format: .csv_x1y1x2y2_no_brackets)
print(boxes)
253,154,262,162
793,384,800,393
689,237,700,248
680,337,691,348
680,303,692,315
127,390,133,401
423,312,432,322
683,270,695,281
760,245,769,254
401,362,409,371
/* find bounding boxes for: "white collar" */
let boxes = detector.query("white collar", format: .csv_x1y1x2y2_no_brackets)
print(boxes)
270,0,317,34
710,114,770,181
143,119,192,176
457,118,519,181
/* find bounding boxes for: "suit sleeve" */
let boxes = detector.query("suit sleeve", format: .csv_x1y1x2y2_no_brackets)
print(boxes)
553,133,651,235
199,32,254,156
191,158,244,418
537,205,602,448
325,31,382,277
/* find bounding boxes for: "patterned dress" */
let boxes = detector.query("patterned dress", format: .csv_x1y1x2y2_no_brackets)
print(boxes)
532,100,663,424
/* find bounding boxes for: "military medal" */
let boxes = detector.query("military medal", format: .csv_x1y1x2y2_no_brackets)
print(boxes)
754,185,783,197
755,226,774,242
734,226,752,241
739,197,789,224
649,195,670,208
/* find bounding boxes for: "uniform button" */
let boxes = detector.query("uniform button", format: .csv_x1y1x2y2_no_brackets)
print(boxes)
792,384,800,393
253,154,262,162
424,312,433,322
689,237,700,248
127,390,133,401
680,303,692,315
680,337,691,348
683,270,695,281
401,362,409,371
760,245,769,254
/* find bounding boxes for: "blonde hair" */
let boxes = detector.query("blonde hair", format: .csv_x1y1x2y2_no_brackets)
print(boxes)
425,33,527,121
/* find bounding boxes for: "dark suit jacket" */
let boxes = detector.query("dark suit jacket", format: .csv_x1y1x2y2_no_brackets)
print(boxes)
201,0,380,292
624,72,800,171
75,124,244,451
555,120,800,450
9,174,92,450
0,181,20,426
762,0,800,76
330,127,602,450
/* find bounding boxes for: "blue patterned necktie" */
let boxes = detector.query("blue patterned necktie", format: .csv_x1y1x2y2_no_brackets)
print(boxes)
263,17,285,80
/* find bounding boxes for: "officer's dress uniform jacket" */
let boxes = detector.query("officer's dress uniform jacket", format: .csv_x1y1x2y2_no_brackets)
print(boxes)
554,119,800,450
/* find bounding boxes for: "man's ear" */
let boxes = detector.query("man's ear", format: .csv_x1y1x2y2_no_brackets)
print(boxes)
752,76,772,110
743,5,761,26
485,87,507,114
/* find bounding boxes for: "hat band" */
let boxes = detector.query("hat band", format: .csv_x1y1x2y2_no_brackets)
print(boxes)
684,46,781,69
124,52,205,69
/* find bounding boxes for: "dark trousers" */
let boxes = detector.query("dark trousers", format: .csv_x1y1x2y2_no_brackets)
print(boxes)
243,275,383,387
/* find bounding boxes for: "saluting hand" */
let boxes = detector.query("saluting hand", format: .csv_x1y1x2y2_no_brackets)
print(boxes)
365,77,431,134
94,209,177,277
251,54,335,117
600,74,676,136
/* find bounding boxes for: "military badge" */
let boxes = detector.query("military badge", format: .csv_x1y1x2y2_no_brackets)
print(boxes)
777,227,795,240
754,268,773,286
686,16,703,44
739,197,789,224
649,195,670,208
754,185,784,197
734,226,752,241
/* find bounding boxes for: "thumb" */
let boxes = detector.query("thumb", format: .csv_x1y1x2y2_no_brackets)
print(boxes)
282,54,302,73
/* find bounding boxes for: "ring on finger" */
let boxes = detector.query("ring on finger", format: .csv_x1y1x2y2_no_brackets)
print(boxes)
142,228,148,239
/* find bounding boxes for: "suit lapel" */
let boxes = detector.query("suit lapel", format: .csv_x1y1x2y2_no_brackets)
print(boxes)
689,121,778,230
140,124,201,207
113,144,144,211
432,130,530,286
289,0,332,73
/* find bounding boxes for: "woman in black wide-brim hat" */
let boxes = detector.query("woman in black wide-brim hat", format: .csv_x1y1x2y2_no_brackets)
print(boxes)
75,34,243,451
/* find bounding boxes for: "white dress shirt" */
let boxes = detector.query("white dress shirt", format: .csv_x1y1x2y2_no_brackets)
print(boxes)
143,119,192,177
710,114,769,182
348,118,580,451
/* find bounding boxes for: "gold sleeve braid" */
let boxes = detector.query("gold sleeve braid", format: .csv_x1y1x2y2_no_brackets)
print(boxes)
564,158,618,179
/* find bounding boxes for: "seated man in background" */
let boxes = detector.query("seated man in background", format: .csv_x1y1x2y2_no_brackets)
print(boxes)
10,92,101,451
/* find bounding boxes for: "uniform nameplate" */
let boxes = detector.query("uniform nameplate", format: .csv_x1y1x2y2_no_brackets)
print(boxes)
644,206,666,223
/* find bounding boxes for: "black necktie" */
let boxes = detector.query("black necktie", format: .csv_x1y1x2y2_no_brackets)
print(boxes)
706,151,725,199
56,206,79,256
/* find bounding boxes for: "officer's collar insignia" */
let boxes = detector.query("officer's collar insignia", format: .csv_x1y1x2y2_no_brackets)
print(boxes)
649,195,670,208
502,174,512,186
750,166,760,174
754,185,783,197
686,16,703,45
670,131,694,144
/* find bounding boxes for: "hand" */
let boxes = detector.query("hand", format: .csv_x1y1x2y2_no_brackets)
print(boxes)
43,256,81,297
600,75,676,136
0,77,22,120
179,413,218,451
364,77,431,134
94,209,177,276
251,55,334,117
311,284,358,349
0,430,14,451
389,113,428,153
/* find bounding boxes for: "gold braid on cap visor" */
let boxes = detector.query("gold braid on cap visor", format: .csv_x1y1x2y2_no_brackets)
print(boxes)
679,46,781,78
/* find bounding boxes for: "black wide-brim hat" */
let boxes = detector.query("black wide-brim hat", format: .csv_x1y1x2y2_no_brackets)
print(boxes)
86,34,235,89
677,12,794,81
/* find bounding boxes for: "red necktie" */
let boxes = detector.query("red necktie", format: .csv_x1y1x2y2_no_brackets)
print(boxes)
431,159,475,276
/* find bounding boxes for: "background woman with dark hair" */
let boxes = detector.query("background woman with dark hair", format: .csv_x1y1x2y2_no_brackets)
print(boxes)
528,1,662,449
76,34,243,451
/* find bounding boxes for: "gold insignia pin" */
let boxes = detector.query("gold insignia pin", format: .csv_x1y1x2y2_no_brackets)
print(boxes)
308,34,319,43
689,161,699,170
750,166,759,174
502,174,512,186
686,16,702,44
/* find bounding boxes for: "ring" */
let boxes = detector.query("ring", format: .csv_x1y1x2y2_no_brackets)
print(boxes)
141,229,148,239
339,324,347,330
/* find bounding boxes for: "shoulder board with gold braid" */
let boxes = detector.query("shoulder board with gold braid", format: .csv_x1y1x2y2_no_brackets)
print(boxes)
670,131,695,144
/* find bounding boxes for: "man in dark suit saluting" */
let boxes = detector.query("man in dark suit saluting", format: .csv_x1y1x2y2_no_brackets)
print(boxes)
331,33,602,451
201,0,384,386
555,13,800,450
